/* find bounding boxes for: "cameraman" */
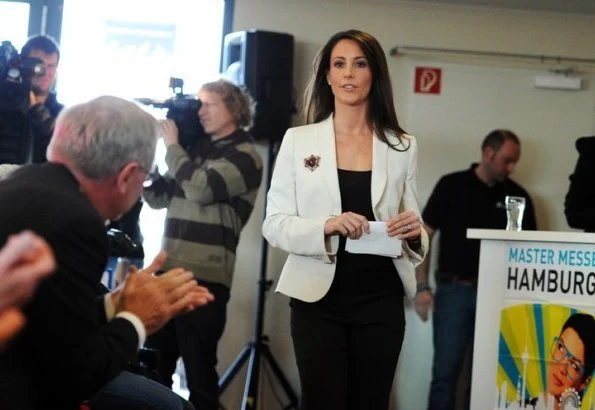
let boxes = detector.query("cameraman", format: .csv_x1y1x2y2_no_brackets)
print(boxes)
21,34,63,164
143,79,263,410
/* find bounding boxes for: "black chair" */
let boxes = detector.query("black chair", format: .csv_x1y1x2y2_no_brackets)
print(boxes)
106,228,161,381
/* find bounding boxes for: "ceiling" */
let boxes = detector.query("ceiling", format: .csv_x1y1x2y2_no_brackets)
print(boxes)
406,0,595,15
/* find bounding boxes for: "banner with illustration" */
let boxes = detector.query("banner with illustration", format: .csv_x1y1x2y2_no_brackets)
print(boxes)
496,303,594,410
493,242,595,410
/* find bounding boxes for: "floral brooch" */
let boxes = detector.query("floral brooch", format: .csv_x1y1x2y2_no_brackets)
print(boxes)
304,154,321,172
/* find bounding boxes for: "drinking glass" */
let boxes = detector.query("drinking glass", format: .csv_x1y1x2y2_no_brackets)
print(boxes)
505,196,526,231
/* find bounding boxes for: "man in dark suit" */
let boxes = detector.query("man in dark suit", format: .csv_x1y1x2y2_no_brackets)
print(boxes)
0,95,214,410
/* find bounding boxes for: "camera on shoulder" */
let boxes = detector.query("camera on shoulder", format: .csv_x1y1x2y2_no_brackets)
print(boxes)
136,77,209,151
0,40,46,112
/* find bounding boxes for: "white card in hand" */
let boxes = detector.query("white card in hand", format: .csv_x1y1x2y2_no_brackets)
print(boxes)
344,221,402,258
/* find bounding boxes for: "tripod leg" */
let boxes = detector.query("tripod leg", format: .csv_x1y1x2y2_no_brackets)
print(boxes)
241,341,262,409
261,345,299,408
218,343,253,392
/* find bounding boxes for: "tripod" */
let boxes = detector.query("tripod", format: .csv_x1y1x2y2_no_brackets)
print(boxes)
218,139,298,410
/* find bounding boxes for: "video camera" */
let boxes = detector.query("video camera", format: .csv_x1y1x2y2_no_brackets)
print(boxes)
0,40,46,112
137,77,209,150
107,228,144,260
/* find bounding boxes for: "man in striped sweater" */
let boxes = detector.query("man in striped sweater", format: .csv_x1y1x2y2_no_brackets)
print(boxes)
143,79,263,410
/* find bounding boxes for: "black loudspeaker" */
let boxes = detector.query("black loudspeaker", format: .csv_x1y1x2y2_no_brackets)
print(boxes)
221,30,294,142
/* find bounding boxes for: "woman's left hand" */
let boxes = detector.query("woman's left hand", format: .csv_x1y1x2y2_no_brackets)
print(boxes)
386,211,422,241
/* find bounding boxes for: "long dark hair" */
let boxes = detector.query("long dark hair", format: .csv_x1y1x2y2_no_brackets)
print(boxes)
303,29,408,151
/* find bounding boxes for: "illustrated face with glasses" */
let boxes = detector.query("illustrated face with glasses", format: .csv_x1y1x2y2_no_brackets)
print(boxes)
548,327,591,398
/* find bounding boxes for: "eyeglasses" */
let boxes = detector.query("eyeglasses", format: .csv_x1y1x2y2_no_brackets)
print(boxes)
117,162,151,179
551,336,585,381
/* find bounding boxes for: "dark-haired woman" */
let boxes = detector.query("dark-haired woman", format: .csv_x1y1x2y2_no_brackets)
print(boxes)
263,29,428,409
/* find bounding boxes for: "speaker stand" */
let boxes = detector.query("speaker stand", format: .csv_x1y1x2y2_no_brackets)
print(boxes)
218,139,298,410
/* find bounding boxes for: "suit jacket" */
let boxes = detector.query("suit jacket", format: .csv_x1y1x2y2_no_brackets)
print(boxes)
565,136,595,232
262,116,428,301
0,163,139,410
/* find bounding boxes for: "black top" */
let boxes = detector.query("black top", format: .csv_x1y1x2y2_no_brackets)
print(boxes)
0,163,138,410
28,92,64,164
565,136,595,232
325,169,404,301
0,92,63,165
422,163,537,279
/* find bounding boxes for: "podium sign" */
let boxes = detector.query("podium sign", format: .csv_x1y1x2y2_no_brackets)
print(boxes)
468,229,595,410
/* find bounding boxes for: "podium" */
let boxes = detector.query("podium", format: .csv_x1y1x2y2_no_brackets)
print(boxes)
467,229,595,410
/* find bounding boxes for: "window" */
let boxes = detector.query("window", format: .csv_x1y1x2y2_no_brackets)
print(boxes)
57,0,227,105
56,1,230,261
10,0,233,263
0,1,31,49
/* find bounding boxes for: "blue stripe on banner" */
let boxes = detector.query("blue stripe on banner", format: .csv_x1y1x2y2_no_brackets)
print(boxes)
533,304,547,389
499,333,520,391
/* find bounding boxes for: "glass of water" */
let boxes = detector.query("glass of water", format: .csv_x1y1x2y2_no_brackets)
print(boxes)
505,196,526,231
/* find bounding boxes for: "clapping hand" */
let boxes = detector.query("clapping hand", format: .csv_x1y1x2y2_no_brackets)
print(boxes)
0,231,56,349
112,251,215,335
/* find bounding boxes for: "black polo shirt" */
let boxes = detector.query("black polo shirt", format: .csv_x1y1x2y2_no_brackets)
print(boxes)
422,163,537,279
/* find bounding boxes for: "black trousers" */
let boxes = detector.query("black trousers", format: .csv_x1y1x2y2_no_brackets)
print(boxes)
290,291,405,410
146,281,230,410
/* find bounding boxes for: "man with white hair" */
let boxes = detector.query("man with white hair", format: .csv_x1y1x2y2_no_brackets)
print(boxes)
0,96,214,410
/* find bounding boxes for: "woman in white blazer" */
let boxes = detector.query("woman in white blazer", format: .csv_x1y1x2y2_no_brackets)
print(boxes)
262,29,428,409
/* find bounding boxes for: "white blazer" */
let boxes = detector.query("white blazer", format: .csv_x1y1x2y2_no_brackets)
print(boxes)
262,116,428,301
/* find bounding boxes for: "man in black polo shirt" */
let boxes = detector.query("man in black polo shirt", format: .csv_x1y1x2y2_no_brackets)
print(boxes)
416,129,537,410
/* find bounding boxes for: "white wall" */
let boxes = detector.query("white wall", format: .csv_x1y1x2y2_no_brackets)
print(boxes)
217,1,595,409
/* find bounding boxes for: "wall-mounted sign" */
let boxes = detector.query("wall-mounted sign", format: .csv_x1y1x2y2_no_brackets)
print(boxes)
414,66,441,94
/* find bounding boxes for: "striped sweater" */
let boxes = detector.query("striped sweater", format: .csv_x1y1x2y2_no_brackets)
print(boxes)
142,129,263,288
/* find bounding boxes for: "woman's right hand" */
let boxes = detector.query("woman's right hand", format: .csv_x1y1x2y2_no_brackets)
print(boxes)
324,212,370,239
